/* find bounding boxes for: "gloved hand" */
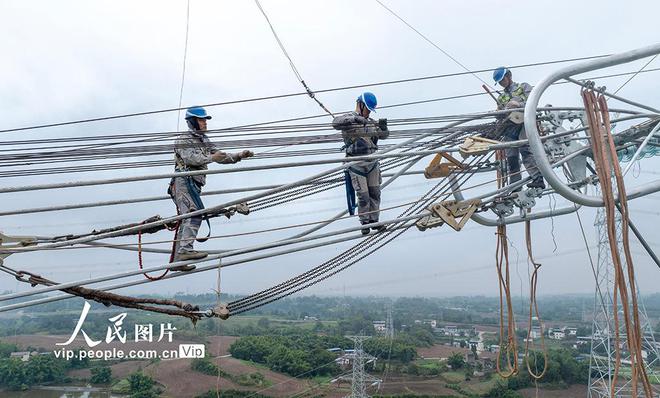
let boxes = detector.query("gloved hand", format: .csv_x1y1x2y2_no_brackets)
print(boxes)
230,150,254,163
378,118,388,131
239,150,254,159
353,115,368,125
505,100,522,109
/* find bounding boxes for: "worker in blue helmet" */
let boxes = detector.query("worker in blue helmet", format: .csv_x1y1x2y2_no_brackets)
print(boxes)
491,67,544,189
332,92,390,235
168,106,254,270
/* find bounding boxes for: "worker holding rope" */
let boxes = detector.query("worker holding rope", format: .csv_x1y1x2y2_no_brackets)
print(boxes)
333,92,389,235
492,67,545,190
168,106,254,270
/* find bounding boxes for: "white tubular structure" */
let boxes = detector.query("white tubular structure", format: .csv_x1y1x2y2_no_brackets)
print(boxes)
524,43,660,207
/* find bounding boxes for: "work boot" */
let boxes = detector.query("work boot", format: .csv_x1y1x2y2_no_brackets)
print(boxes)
361,228,371,236
371,225,387,233
527,177,546,189
176,250,208,261
170,264,197,272
171,250,207,271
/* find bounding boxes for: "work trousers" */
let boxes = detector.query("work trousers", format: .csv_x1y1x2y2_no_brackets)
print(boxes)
500,123,541,184
171,177,203,254
348,161,382,225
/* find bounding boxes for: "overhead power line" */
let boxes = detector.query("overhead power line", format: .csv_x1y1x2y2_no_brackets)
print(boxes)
374,0,490,87
175,0,191,131
0,54,612,134
253,0,334,116
612,54,658,95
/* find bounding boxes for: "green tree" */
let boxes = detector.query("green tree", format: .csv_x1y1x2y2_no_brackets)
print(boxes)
264,347,311,376
90,366,112,384
0,342,18,359
0,355,68,390
128,372,157,397
486,381,524,398
191,357,220,376
447,352,465,370
68,348,90,369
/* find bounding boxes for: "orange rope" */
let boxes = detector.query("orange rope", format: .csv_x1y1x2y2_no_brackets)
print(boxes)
523,218,548,380
581,87,653,398
598,93,652,396
494,149,519,378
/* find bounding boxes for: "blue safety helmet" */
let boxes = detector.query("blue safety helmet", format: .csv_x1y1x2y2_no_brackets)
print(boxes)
356,92,378,112
492,67,509,83
185,106,212,120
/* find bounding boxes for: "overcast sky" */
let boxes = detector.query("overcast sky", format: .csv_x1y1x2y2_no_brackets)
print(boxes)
2,0,660,307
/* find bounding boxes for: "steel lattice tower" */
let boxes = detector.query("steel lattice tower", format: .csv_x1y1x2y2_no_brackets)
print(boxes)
386,304,395,340
588,208,660,397
334,336,381,398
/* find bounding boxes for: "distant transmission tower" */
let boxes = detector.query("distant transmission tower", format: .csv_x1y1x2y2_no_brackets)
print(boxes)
333,336,381,398
588,208,660,397
385,304,394,340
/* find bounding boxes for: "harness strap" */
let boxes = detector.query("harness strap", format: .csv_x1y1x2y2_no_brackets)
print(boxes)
347,162,378,177
183,176,212,243
343,170,357,216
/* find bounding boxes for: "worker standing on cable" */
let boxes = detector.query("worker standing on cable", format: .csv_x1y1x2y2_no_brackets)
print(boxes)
169,106,254,271
333,92,389,235
492,67,545,189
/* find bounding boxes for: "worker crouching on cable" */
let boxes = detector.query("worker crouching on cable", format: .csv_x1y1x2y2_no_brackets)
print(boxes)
169,106,254,271
492,67,545,190
333,92,389,235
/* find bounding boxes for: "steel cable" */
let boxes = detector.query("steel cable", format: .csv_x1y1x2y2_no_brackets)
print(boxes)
0,53,614,134
227,152,489,314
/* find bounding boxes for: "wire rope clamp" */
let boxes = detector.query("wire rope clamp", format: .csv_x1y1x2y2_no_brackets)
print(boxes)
430,199,481,231
424,153,465,179
214,303,230,320
415,213,444,231
235,202,250,215
459,136,500,158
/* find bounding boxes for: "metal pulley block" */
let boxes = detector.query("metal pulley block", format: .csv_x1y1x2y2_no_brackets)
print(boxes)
512,189,538,210
492,198,514,217
424,153,465,179
459,136,500,158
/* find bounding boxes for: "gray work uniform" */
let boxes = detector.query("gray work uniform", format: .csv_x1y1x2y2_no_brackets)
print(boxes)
332,111,389,224
496,81,541,184
171,130,237,255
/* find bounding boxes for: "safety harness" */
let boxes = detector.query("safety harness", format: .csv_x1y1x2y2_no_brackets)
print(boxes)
497,83,528,108
168,132,215,246
341,122,380,215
